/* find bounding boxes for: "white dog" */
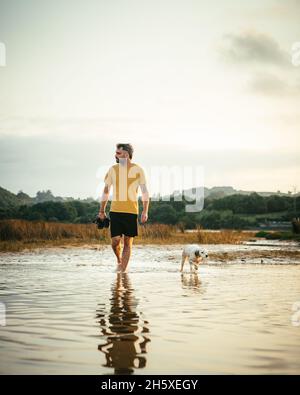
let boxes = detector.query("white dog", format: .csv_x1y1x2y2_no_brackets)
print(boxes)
180,244,208,272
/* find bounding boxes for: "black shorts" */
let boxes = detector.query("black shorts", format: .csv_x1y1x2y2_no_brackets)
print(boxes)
109,211,138,238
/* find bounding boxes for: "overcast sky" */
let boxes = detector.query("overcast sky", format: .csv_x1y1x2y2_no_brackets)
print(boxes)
0,0,299,199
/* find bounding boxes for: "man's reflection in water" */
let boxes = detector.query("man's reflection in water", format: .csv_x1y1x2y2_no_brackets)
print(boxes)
96,273,150,374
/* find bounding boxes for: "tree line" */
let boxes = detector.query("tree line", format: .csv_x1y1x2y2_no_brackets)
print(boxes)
0,192,299,230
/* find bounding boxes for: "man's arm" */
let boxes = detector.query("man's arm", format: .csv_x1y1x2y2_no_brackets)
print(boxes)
140,184,149,223
99,167,113,219
99,184,111,219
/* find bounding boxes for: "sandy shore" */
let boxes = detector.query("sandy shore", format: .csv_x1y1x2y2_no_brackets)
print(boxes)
2,240,299,264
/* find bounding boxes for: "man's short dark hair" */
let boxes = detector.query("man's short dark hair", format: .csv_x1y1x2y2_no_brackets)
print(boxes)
117,143,134,159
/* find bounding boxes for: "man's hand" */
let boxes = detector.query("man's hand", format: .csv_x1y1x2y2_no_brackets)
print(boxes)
99,211,106,221
141,211,148,224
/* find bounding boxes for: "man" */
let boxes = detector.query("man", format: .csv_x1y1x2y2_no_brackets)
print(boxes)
99,143,149,272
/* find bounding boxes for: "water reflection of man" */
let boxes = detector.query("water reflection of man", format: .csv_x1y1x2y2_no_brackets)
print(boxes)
97,273,150,374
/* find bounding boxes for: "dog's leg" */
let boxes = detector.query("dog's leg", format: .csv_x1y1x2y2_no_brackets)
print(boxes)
189,259,195,273
180,253,187,272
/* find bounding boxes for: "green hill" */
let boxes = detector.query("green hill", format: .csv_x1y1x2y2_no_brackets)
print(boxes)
0,186,32,210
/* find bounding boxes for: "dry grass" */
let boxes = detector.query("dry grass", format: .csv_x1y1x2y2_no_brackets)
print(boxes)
0,219,108,241
193,225,253,244
136,223,176,242
0,219,256,252
134,224,255,245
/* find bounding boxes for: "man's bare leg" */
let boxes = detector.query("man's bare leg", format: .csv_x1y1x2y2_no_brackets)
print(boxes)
121,236,134,272
111,235,123,269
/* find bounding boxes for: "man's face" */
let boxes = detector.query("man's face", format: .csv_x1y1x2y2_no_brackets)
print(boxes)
115,147,129,163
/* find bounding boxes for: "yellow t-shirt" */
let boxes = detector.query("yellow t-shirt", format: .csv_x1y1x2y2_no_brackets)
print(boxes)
104,162,147,214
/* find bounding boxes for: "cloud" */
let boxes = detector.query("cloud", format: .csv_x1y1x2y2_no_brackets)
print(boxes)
218,30,300,97
247,72,300,96
218,30,289,67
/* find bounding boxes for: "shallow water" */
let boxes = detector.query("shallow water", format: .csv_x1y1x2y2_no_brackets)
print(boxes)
1,244,300,374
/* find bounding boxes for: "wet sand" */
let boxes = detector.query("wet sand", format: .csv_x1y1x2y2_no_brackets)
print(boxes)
0,242,300,374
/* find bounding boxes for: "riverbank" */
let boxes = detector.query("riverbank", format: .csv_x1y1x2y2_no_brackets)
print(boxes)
1,219,299,253
0,219,257,252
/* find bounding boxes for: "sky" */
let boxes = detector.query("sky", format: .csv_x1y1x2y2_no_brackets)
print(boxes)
0,0,299,199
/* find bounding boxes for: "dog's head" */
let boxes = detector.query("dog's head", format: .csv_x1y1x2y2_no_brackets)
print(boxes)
193,248,208,270
195,248,208,259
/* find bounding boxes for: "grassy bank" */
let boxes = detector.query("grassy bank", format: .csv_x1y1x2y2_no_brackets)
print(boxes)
0,219,257,252
255,230,300,241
